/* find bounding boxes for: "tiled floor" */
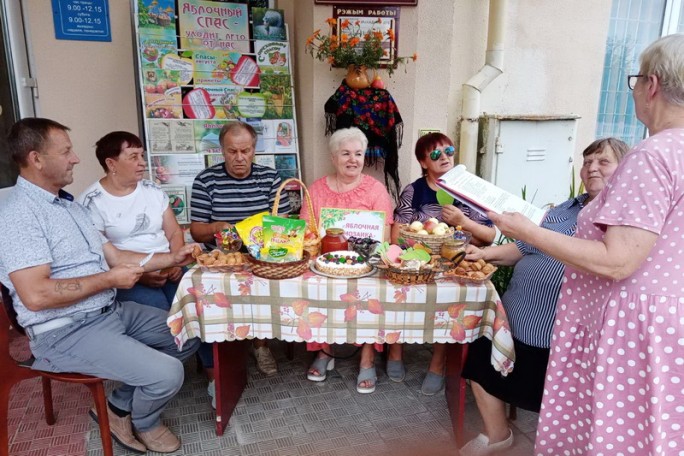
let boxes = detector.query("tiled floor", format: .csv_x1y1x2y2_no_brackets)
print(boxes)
8,339,538,455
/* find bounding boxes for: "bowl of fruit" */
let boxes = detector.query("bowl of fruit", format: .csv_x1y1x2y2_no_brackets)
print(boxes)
398,218,455,252
375,242,449,285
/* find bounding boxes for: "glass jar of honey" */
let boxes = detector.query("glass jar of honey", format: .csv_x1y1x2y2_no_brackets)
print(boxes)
321,228,347,254
441,239,466,263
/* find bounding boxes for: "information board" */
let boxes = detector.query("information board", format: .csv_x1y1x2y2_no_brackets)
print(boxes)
133,0,303,222
51,0,111,42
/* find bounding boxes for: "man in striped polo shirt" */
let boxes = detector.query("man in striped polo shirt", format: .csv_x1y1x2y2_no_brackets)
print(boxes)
190,121,290,385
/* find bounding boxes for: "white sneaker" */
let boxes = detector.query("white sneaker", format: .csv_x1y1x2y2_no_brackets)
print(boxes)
460,429,513,456
207,380,216,409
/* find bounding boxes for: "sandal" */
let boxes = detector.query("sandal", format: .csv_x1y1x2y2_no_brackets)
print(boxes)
356,366,377,394
460,428,513,456
386,360,406,383
307,354,335,382
420,371,445,395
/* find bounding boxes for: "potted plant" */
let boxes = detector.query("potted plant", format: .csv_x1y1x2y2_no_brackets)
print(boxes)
306,18,417,89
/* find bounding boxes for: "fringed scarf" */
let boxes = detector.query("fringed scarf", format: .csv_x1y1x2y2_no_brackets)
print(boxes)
324,80,403,202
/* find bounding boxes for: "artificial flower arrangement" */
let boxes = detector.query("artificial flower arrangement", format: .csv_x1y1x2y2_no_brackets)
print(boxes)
306,17,417,77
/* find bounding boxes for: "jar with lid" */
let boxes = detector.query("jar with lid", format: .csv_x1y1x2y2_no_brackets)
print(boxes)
321,228,347,254
440,239,466,263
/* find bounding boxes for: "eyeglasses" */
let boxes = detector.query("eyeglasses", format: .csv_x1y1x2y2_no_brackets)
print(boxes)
430,145,456,161
627,74,645,90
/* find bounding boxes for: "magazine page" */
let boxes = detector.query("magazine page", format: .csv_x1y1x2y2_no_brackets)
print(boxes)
437,165,546,225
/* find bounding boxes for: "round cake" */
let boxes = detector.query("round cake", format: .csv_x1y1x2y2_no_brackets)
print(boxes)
315,250,371,276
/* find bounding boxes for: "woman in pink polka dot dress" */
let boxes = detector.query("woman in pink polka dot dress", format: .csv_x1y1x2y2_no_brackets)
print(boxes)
489,34,684,455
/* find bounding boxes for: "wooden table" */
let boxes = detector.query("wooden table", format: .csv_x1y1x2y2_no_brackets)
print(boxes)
168,266,515,444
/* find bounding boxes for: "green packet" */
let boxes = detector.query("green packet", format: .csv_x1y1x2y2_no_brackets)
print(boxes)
260,215,306,262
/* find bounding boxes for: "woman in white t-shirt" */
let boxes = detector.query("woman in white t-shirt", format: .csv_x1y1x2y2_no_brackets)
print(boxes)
79,131,185,310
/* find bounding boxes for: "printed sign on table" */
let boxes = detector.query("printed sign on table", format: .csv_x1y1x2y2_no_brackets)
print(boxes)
319,208,386,242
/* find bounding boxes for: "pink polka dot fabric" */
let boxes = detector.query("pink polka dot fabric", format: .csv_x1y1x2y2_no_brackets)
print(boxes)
535,129,684,456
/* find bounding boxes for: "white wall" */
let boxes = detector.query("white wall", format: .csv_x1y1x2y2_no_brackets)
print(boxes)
285,0,611,192
22,0,140,196
17,0,610,198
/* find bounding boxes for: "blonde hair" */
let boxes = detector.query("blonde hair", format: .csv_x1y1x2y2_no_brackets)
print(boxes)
640,34,684,107
328,127,368,155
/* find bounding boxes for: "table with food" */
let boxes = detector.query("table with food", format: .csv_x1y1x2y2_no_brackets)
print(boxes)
167,184,514,442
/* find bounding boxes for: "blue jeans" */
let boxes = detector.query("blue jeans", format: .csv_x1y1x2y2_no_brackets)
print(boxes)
29,301,200,431
115,279,180,311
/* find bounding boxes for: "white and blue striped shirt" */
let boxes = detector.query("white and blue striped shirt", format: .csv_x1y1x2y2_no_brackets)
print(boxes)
504,193,589,348
190,163,290,225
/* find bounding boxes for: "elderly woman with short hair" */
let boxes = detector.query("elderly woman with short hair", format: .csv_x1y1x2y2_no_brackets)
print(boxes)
300,127,393,393
489,34,684,455
458,137,629,455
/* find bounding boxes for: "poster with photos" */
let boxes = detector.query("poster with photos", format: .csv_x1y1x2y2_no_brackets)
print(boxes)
134,0,302,220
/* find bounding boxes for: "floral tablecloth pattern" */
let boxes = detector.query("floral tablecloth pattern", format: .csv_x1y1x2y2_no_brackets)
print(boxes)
168,267,515,375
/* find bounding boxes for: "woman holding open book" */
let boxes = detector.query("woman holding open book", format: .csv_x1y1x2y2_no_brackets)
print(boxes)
388,132,496,394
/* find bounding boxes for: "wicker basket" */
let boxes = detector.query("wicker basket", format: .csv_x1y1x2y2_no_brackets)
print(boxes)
441,267,497,285
377,264,439,285
195,251,251,273
397,224,455,253
247,250,311,279
273,178,321,258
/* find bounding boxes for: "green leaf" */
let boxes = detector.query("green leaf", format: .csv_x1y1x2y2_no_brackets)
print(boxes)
436,189,455,206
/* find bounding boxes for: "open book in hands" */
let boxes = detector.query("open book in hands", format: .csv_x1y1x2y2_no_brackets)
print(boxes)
436,165,547,226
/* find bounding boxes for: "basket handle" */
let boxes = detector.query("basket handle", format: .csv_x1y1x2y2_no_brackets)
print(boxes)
273,178,319,237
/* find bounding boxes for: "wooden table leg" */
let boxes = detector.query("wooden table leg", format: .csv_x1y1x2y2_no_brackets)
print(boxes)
444,343,469,448
214,340,248,436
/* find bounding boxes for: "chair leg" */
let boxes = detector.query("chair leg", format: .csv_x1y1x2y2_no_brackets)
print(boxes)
41,377,55,425
509,404,517,421
195,352,203,374
286,342,296,361
87,382,113,456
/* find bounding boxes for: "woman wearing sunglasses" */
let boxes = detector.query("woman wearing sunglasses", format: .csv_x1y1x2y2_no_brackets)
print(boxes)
387,132,496,394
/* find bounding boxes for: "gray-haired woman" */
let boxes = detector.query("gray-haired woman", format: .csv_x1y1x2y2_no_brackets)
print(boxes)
300,127,394,394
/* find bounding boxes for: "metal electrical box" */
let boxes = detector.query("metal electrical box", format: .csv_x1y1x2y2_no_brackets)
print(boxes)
477,115,579,209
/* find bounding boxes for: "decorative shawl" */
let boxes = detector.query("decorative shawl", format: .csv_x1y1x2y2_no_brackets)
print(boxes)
324,80,403,201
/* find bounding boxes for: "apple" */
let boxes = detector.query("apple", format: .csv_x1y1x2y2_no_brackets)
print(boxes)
304,229,318,241
423,219,439,234
432,226,447,236
409,221,424,232
437,222,449,231
417,229,429,235
427,217,439,225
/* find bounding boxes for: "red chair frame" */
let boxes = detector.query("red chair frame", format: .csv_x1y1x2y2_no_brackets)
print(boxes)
0,285,113,456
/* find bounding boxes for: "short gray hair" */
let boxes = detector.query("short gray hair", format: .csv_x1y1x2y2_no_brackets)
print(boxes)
219,121,257,148
328,127,368,155
640,33,684,107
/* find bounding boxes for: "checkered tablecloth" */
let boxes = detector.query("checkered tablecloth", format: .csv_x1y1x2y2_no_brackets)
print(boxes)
168,267,515,375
